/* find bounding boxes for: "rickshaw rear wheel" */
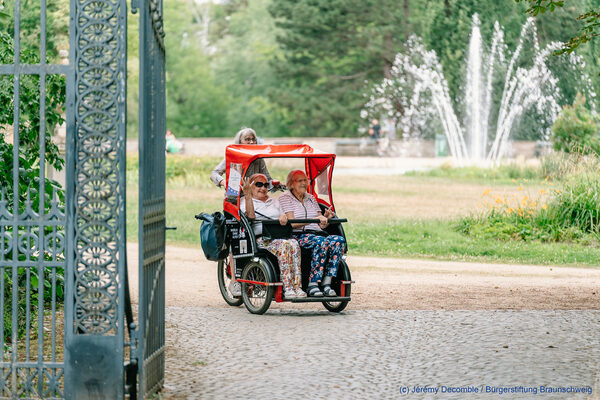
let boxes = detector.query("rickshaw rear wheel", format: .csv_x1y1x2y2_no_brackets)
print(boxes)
217,256,243,307
323,260,351,313
241,259,275,315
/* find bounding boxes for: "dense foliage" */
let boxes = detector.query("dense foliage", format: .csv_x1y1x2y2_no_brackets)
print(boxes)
516,0,599,54
126,0,600,139
551,94,600,155
0,19,66,340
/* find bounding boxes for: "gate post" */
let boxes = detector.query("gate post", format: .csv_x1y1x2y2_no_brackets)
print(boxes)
64,0,129,397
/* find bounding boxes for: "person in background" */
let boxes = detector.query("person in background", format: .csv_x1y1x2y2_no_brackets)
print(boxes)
241,174,306,299
368,118,381,140
165,130,184,154
279,170,345,297
385,118,396,141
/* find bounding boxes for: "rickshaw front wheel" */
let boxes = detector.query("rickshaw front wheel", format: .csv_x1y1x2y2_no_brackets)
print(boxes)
218,257,243,307
323,260,351,313
241,259,275,315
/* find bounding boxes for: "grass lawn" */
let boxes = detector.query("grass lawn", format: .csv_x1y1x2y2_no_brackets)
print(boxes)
126,154,600,267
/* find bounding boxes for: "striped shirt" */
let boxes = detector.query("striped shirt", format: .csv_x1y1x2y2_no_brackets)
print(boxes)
278,191,323,232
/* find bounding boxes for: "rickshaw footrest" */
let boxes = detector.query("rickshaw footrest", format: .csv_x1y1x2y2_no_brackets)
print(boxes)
288,296,351,303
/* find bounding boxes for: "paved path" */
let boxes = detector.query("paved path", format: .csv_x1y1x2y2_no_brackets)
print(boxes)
161,308,600,399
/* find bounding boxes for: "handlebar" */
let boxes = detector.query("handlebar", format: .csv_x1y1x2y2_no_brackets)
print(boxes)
262,218,347,225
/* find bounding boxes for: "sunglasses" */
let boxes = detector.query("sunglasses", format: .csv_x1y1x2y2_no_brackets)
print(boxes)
253,181,268,188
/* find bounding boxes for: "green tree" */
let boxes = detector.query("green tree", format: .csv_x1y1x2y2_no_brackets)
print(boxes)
163,0,230,137
515,0,599,54
0,31,66,341
213,0,288,137
552,93,600,155
0,0,69,61
268,0,419,137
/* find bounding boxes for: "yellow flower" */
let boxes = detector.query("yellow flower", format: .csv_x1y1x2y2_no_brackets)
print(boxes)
507,207,514,213
482,188,491,196
495,197,504,204
512,179,518,183
517,185,523,191
542,204,548,210
539,188,546,194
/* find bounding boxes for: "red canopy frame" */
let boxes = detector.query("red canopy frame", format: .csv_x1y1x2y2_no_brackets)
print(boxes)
223,144,336,219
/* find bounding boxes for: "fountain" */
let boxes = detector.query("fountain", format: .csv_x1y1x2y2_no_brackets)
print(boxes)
363,14,596,165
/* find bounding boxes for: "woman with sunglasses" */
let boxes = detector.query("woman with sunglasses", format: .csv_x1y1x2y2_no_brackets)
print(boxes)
210,127,271,188
279,170,345,297
240,174,307,299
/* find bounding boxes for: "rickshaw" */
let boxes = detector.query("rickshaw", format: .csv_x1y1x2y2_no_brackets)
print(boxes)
205,144,353,315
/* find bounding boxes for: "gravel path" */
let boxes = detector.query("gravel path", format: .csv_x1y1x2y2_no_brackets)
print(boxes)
161,308,600,399
125,244,600,398
128,244,600,310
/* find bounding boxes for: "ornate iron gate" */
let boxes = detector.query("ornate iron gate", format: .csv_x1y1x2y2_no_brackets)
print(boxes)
0,0,70,397
136,0,167,397
1,0,166,397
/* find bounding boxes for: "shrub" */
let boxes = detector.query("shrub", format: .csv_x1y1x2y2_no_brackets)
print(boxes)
551,93,600,156
0,32,66,342
546,172,600,235
460,153,600,245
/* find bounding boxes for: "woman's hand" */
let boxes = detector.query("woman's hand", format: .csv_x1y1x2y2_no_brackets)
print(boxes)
278,214,288,226
318,214,329,229
324,207,335,219
242,177,252,197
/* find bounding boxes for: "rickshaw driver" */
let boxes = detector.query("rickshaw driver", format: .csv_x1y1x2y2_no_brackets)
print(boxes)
210,127,271,297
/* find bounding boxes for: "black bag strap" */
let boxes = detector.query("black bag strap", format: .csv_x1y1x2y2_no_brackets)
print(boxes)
254,210,274,220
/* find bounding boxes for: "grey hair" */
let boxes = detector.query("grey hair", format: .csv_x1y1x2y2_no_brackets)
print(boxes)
233,127,257,144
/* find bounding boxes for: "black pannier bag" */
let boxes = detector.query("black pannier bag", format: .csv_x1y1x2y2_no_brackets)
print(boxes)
197,212,228,261
260,220,293,240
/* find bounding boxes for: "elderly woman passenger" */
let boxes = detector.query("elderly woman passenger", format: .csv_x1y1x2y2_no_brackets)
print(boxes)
279,170,345,297
240,174,306,299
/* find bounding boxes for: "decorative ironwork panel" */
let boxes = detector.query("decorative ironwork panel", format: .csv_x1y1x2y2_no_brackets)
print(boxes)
0,0,69,397
69,0,126,337
64,0,127,397
138,0,166,396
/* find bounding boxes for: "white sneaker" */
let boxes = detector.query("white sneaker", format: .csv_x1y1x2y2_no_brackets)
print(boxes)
228,281,241,296
294,288,307,298
284,289,297,299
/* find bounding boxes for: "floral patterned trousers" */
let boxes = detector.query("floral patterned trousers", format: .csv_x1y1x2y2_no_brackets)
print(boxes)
257,237,301,291
295,233,345,283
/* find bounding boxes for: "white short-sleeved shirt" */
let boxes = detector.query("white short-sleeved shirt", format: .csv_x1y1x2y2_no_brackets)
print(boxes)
240,197,282,235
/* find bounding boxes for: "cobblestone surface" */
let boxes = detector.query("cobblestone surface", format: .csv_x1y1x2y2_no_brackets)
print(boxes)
161,307,600,399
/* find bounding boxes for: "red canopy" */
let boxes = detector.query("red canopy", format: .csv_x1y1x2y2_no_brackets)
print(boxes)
223,144,336,218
